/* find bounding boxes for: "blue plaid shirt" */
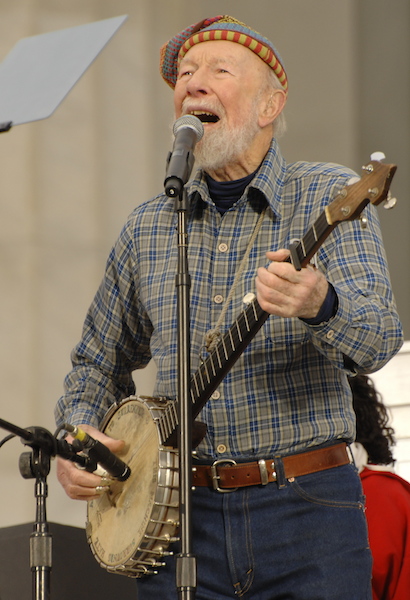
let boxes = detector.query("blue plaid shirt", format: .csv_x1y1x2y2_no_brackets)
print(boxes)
55,139,403,459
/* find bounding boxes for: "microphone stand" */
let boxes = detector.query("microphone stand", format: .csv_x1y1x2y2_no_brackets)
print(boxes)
164,115,203,600
20,431,53,600
173,186,197,600
0,418,89,600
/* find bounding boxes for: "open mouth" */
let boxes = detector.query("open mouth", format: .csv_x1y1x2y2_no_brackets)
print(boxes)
188,110,220,124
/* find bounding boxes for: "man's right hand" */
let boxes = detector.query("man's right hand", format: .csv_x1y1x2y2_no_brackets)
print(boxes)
56,424,125,501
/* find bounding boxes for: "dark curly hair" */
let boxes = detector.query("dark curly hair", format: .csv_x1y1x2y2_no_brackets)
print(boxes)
349,375,395,465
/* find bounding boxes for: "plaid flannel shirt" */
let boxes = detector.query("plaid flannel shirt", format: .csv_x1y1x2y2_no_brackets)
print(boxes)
55,139,403,459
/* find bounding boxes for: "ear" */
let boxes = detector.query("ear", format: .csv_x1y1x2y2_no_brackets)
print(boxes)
258,88,287,129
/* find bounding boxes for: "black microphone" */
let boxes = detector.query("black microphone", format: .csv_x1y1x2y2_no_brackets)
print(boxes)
65,424,131,482
164,115,204,198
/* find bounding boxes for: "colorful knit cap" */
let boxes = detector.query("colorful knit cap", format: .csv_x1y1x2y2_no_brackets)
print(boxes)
159,15,288,94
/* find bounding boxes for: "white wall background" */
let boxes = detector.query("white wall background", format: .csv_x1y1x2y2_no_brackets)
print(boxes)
0,0,408,531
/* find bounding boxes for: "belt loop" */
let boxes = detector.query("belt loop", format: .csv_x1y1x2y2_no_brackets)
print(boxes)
273,455,286,489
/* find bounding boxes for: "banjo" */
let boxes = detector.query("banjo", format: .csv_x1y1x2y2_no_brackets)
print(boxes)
85,156,396,577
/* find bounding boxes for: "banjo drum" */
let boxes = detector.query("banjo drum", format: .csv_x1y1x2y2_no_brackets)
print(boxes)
86,395,180,578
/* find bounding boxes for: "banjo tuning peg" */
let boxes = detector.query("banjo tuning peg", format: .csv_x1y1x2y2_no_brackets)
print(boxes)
359,215,368,229
384,192,397,210
370,151,386,162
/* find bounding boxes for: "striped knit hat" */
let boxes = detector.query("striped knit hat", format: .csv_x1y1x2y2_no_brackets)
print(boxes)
160,15,288,94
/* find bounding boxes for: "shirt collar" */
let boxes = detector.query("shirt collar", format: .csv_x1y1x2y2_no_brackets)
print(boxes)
188,138,286,218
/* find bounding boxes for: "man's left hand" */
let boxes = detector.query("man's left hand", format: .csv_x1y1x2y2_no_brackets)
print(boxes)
255,249,329,319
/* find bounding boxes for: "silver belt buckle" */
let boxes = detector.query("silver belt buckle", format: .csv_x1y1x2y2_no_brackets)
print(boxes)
211,458,238,493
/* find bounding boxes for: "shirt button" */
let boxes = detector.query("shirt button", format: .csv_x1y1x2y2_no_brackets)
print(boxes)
218,243,228,253
217,444,227,454
326,330,335,339
214,294,224,304
211,390,220,400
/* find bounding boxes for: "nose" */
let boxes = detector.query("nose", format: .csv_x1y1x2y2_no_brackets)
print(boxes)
185,69,209,97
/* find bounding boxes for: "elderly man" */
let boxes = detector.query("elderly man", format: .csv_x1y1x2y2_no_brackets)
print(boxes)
55,15,403,599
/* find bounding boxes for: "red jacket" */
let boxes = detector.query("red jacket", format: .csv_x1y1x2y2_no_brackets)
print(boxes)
360,467,410,600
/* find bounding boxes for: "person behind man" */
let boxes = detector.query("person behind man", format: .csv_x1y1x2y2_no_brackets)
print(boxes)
55,15,403,600
350,375,410,600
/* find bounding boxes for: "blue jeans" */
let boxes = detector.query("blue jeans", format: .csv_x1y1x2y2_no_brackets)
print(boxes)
136,461,372,599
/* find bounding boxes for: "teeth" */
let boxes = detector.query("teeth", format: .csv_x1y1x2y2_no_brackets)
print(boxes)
187,110,220,124
190,111,216,117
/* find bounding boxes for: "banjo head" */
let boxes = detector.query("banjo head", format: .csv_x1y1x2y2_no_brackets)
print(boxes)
86,396,179,577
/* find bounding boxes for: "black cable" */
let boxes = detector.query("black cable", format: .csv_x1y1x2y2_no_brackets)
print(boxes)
0,433,16,448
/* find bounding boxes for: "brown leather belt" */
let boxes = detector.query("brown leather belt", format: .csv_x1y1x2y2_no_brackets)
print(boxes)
192,443,350,492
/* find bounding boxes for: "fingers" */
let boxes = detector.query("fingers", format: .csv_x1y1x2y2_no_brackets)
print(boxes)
255,249,328,318
263,249,304,286
57,423,125,501
56,456,103,500
255,253,306,316
265,248,291,263
255,267,302,317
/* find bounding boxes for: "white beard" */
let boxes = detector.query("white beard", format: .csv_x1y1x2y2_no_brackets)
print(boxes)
194,114,261,172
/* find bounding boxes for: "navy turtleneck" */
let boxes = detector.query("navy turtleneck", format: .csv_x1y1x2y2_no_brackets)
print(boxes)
205,171,257,214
